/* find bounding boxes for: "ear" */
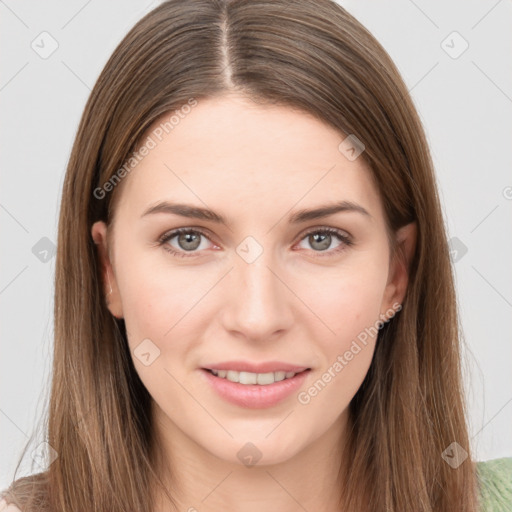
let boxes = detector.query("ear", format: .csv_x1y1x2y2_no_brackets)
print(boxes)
381,221,417,317
91,221,123,319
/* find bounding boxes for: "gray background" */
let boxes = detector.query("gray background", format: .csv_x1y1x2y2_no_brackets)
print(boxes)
1,0,511,489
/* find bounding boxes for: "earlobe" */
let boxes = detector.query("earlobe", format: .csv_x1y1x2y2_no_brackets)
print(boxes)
91,221,124,319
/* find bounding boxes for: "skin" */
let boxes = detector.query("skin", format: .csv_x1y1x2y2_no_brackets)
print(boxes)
91,93,416,512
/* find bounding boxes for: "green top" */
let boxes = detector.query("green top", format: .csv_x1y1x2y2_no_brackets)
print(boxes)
476,457,512,511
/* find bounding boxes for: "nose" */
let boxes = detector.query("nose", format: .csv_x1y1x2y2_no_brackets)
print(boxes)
219,247,295,343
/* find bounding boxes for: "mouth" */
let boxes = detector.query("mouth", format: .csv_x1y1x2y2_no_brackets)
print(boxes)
200,367,312,409
203,368,310,385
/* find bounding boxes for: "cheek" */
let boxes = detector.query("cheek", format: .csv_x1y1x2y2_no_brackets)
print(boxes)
115,251,217,357
296,255,389,342
292,256,389,401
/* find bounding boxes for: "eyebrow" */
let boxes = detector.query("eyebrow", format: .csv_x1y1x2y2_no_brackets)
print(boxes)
140,200,372,225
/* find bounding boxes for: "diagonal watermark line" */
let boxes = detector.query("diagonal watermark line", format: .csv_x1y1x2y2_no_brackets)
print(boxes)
0,266,29,295
407,0,439,29
265,410,294,438
265,470,311,512
470,204,499,233
0,203,29,233
273,0,305,24
138,0,158,17
162,367,234,438
0,62,29,92
408,62,439,93
201,471,233,503
163,267,234,336
61,0,93,29
471,0,503,30
162,163,235,232
61,60,91,91
0,408,29,439
266,164,337,235
72,407,93,433
471,265,512,308
471,396,512,440
265,265,336,335
0,0,29,28
471,61,512,104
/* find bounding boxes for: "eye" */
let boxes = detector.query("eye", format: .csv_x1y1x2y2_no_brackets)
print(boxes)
158,228,215,258
158,226,353,259
295,227,353,256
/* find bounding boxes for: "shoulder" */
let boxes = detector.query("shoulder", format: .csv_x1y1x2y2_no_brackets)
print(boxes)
475,457,512,511
0,498,23,512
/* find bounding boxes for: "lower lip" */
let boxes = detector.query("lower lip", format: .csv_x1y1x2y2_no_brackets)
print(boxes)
200,368,310,409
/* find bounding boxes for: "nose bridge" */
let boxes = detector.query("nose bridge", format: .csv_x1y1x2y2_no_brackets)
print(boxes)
221,237,292,340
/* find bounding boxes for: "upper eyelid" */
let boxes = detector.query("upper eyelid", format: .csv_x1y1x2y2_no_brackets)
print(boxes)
159,225,352,247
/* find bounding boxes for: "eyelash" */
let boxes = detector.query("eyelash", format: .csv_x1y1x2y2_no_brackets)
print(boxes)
157,226,353,259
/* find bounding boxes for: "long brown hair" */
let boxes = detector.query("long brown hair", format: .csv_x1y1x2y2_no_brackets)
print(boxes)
1,1,480,510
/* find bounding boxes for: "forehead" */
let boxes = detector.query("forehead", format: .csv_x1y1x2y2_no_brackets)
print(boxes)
113,94,384,226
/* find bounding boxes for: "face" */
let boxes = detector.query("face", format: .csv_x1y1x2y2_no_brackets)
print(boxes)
92,93,414,468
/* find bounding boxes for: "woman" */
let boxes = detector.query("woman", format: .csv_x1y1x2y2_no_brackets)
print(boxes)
1,1,511,511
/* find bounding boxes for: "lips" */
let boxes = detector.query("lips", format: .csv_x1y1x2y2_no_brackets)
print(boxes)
199,364,311,409
202,360,310,374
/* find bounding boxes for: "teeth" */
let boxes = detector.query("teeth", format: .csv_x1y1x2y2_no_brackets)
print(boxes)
209,369,300,385
226,370,240,382
274,371,286,382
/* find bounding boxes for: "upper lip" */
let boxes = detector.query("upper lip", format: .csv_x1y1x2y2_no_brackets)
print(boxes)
202,361,311,373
